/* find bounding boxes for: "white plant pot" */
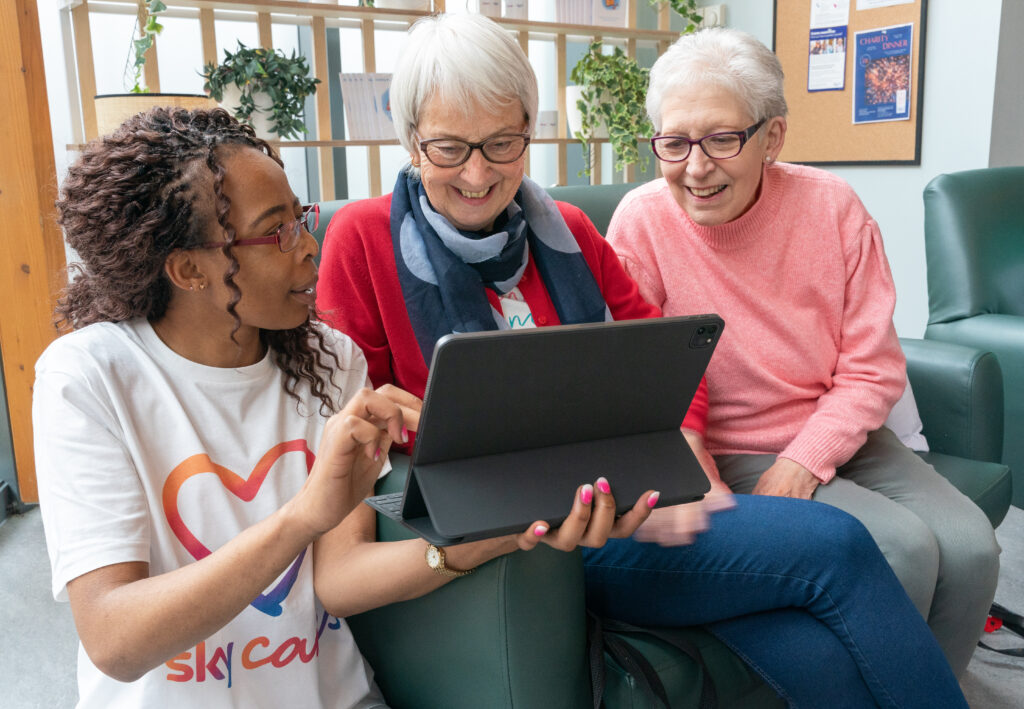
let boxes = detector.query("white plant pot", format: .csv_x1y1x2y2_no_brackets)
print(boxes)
219,84,275,140
565,85,609,140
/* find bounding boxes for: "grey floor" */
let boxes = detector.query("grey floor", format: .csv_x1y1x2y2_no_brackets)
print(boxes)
2,505,1022,708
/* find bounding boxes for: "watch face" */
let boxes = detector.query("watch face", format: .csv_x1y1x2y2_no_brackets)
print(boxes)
426,547,441,568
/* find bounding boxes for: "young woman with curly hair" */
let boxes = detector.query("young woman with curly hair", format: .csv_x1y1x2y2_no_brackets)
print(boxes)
34,107,650,708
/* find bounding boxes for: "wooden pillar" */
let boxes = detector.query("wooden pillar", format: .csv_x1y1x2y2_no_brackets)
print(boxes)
361,18,382,197
137,0,160,92
555,33,567,186
589,35,603,185
199,8,218,68
624,35,638,183
0,0,68,503
70,0,97,141
311,16,335,201
518,29,531,176
257,11,273,50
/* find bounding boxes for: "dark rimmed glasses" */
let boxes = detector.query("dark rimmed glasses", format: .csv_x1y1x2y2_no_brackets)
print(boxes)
650,119,766,162
199,204,319,253
417,133,531,168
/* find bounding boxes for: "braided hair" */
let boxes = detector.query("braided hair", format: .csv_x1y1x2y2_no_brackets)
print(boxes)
56,107,343,415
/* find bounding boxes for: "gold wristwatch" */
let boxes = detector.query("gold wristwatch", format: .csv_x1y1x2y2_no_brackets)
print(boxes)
425,543,474,577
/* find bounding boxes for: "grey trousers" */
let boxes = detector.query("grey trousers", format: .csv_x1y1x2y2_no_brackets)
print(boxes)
716,427,1000,678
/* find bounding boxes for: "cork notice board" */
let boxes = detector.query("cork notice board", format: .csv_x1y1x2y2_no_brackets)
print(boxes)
773,0,928,165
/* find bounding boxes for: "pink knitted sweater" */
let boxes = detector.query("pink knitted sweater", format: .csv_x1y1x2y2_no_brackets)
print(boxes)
607,162,905,482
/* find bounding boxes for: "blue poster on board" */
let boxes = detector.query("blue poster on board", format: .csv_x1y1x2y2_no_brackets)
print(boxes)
853,23,913,124
808,26,847,92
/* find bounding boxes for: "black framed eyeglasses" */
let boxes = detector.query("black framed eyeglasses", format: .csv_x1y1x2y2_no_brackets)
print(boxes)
651,119,767,162
199,204,319,253
417,133,531,168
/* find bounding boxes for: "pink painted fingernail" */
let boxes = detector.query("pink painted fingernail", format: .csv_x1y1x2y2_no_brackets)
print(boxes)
647,491,661,509
580,484,594,505
596,477,611,495
374,448,382,461
534,525,549,537
401,426,409,443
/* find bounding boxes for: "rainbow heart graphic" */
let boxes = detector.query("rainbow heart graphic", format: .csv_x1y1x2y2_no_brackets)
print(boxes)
163,440,316,617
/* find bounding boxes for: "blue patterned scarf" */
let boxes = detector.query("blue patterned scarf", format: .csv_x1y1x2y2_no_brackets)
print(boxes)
390,169,611,363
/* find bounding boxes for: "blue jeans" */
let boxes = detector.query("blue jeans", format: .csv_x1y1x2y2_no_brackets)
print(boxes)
582,495,967,709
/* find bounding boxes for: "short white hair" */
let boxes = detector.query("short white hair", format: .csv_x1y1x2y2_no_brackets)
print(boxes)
390,13,538,158
647,27,787,133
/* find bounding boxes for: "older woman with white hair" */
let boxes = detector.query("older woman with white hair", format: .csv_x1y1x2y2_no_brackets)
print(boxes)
317,13,968,707
608,26,1000,680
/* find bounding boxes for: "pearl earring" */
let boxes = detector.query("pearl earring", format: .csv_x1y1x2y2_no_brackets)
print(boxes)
765,155,773,163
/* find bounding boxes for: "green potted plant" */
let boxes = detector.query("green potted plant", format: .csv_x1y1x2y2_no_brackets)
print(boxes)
202,43,321,140
568,3,704,175
569,42,654,175
648,0,703,34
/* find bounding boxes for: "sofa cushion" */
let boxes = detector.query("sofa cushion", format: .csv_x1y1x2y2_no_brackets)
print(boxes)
917,451,1011,528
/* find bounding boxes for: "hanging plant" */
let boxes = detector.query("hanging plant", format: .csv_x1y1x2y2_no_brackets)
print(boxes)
201,43,321,140
569,42,654,175
648,0,703,33
128,0,166,93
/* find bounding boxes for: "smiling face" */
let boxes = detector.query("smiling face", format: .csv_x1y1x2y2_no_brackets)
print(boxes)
412,94,528,233
658,83,786,226
201,147,319,334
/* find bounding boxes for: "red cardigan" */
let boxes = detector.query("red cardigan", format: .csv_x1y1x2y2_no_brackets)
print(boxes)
316,193,708,439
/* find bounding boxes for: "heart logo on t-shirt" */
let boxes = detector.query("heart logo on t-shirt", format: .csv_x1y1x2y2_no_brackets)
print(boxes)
163,440,316,617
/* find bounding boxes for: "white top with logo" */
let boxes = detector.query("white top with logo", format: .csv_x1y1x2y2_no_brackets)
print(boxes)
34,320,387,708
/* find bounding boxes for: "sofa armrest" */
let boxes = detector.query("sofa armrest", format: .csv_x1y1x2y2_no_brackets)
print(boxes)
346,454,591,709
900,337,1004,463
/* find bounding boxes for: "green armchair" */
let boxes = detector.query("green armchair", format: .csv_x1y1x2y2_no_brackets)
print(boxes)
315,186,1011,708
923,166,1024,507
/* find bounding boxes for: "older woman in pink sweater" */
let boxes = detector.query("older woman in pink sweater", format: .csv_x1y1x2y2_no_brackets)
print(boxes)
608,27,999,678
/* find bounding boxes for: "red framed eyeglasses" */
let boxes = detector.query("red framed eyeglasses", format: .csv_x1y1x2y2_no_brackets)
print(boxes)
199,204,319,253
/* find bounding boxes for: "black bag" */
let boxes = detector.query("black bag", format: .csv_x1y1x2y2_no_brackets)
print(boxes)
588,611,717,709
978,602,1024,658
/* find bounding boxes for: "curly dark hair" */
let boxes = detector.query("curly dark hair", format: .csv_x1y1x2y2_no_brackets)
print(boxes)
55,107,342,415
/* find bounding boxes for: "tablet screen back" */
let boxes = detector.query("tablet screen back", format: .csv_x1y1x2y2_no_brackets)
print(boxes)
413,315,724,467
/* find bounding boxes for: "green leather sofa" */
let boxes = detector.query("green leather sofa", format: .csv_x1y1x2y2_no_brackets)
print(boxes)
315,184,1011,708
923,166,1024,508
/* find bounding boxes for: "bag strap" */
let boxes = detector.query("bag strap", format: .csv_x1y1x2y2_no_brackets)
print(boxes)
978,602,1024,658
588,612,607,709
588,611,718,709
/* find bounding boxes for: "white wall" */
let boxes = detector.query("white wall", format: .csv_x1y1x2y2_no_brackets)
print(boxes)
989,0,1024,168
718,0,1005,338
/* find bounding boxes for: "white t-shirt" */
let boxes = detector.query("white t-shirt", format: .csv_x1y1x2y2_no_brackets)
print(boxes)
33,319,387,709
